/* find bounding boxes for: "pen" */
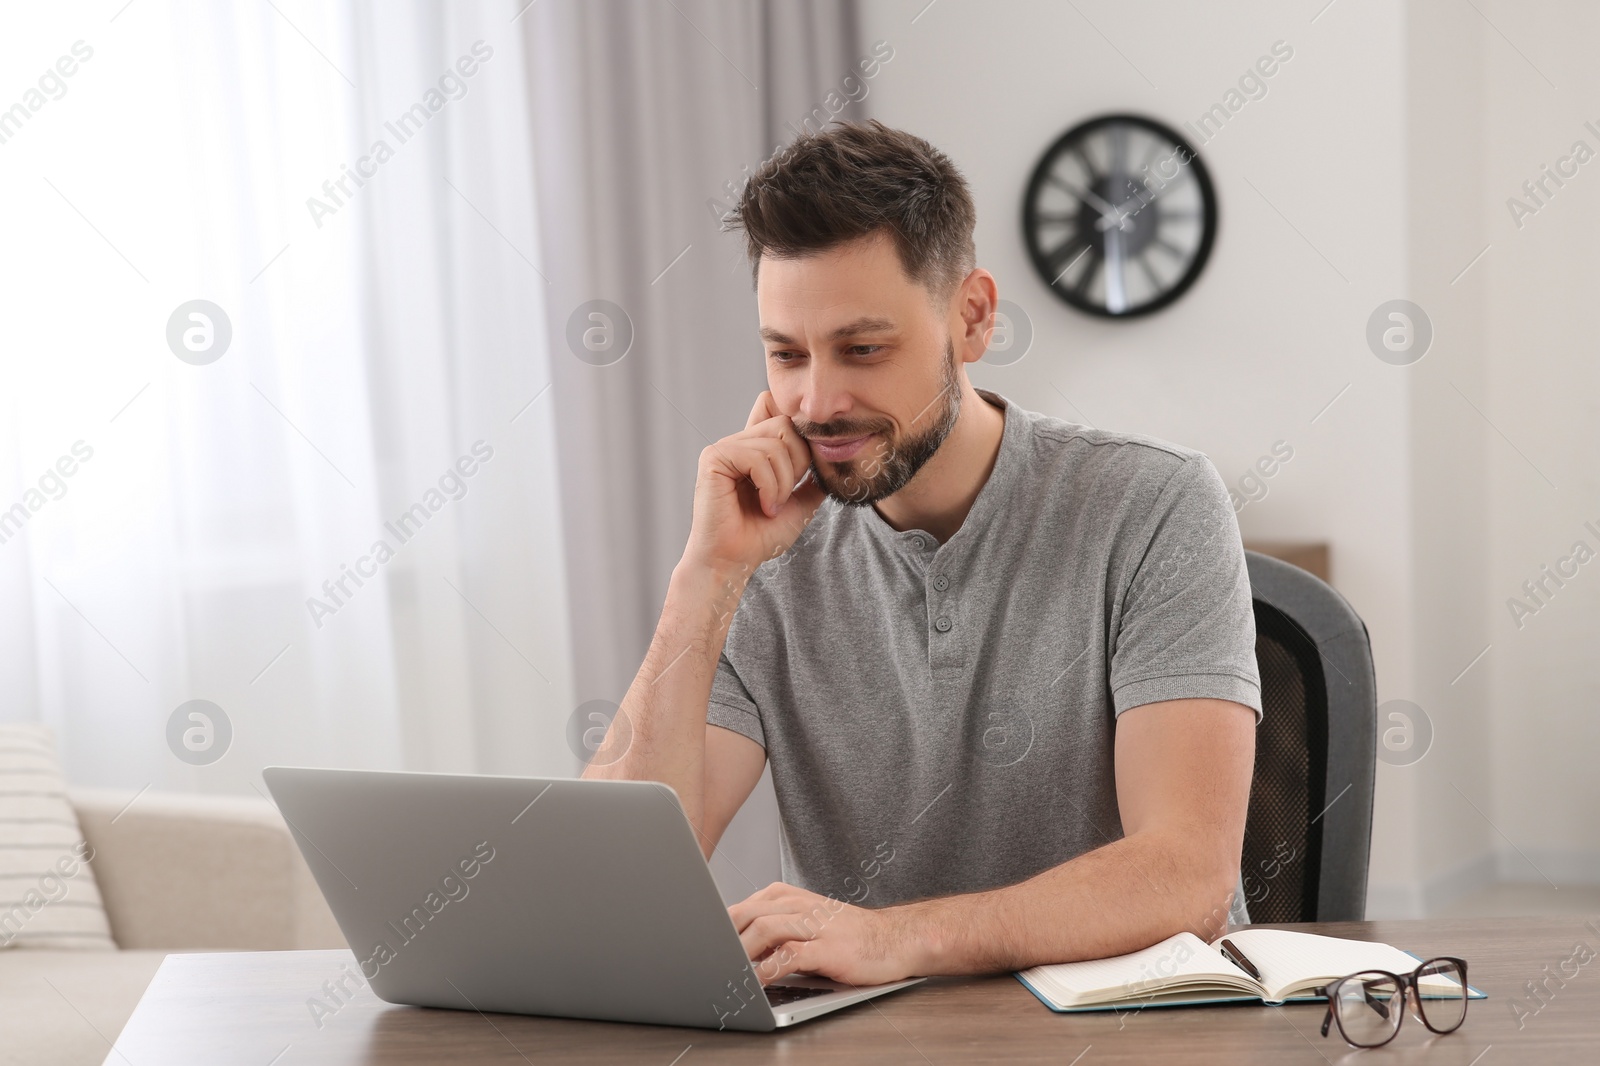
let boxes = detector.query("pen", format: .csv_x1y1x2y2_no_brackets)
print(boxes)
1220,938,1263,981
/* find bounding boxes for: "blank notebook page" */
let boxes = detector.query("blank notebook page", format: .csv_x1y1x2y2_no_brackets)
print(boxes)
1224,929,1447,999
1027,932,1241,1000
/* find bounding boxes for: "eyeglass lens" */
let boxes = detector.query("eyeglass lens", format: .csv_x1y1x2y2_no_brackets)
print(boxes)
1333,971,1401,1046
1413,958,1468,1033
1330,959,1468,1047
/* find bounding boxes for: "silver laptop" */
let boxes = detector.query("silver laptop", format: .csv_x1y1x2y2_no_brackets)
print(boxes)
262,766,923,1031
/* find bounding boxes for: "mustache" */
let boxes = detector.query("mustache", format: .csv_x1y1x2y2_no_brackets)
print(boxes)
793,417,893,440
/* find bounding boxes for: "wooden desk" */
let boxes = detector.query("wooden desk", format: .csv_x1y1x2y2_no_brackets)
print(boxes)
104,918,1598,1064
1243,540,1331,585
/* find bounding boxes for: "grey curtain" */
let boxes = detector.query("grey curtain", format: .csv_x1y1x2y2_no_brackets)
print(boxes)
521,0,864,899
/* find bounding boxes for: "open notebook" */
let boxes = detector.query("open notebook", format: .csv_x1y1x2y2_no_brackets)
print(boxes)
1017,929,1488,1012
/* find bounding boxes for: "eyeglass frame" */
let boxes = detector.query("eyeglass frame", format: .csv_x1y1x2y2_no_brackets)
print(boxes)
1314,956,1471,1048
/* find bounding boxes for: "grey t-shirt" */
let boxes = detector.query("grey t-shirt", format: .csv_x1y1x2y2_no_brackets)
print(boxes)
708,389,1261,910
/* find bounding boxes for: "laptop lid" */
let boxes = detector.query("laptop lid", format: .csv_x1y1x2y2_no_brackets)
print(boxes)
262,767,781,1032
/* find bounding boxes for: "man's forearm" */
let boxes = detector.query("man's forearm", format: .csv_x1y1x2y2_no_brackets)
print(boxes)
580,559,750,839
895,829,1239,975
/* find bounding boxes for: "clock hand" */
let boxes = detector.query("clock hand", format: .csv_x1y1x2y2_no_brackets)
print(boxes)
1046,175,1122,222
1096,207,1132,233
1078,186,1122,219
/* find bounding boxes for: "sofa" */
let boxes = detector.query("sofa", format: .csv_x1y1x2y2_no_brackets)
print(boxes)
0,788,344,1066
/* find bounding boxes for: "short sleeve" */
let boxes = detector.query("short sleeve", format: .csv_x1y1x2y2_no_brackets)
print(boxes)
708,650,766,748
1110,456,1263,720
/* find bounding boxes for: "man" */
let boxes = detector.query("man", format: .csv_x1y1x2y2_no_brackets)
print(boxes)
584,120,1260,988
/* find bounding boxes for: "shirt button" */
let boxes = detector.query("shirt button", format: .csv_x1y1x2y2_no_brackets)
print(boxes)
934,616,952,632
933,575,949,591
909,535,926,550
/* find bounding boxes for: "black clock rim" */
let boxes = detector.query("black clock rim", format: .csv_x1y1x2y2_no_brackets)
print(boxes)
1021,113,1218,320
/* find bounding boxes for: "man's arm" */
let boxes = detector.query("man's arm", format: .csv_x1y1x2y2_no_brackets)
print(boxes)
731,697,1255,984
579,563,766,857
581,393,820,858
907,697,1256,970
701,726,767,854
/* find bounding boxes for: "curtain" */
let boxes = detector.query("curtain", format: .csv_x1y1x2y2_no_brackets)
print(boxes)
0,1,574,792
520,0,865,900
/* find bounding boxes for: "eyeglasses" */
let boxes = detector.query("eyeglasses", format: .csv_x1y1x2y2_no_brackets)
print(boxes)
1315,957,1469,1048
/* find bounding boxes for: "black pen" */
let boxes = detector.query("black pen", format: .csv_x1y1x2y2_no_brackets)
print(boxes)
1220,938,1263,981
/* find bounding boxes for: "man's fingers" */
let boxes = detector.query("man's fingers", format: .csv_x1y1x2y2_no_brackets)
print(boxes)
743,453,780,516
763,449,798,514
744,414,813,483
738,393,810,481
727,883,815,929
754,941,808,984
738,913,819,969
728,890,837,933
745,390,780,431
708,438,802,517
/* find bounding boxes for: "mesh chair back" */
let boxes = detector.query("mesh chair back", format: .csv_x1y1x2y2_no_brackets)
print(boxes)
1241,552,1376,923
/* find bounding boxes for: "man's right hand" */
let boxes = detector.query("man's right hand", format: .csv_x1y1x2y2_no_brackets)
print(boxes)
591,392,813,850
684,391,825,574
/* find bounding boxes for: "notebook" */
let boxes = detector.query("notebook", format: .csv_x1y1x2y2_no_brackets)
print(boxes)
1016,929,1489,1012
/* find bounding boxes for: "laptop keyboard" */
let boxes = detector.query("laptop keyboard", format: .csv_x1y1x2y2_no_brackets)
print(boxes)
765,985,834,1007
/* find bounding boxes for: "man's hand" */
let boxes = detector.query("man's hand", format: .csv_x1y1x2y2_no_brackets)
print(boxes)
685,392,825,574
729,882,921,987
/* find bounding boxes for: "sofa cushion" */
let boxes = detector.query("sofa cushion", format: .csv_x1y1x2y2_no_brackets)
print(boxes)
0,948,168,1066
0,724,116,951
72,787,347,950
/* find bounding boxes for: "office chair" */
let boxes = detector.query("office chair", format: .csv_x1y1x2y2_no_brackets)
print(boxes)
1240,551,1376,923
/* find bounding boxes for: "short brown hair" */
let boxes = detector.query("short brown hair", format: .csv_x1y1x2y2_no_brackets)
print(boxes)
727,120,976,304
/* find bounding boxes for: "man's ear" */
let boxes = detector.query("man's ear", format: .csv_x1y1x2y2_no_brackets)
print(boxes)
954,268,1000,366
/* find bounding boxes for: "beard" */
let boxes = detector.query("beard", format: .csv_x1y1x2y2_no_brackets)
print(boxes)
795,338,963,506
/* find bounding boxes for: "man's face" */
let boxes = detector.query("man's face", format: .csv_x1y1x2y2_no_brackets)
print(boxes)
756,231,962,505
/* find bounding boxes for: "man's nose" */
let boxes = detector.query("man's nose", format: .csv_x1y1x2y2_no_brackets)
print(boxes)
797,359,851,427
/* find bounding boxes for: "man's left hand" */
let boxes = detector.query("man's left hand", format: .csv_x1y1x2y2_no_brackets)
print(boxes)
728,882,922,986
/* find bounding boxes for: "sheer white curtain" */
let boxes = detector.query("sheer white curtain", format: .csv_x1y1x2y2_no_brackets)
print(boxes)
0,1,573,793
519,0,865,899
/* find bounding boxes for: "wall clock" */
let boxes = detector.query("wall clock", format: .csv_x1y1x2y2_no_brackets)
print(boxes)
1022,114,1217,318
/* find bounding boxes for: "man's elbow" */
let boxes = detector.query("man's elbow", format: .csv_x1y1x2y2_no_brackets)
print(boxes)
1176,839,1246,939
1137,827,1245,939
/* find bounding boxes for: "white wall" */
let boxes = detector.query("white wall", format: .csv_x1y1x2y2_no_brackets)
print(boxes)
1401,0,1493,916
858,0,1600,914
1481,2,1600,888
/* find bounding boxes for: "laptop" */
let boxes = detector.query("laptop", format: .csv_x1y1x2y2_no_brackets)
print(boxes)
261,766,924,1031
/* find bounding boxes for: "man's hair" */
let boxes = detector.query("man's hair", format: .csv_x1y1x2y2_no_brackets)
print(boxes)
727,120,977,304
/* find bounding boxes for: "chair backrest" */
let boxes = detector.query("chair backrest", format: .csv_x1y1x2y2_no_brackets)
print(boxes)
1241,551,1376,923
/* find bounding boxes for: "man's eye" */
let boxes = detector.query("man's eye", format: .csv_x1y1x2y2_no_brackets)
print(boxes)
769,350,802,363
848,345,883,357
